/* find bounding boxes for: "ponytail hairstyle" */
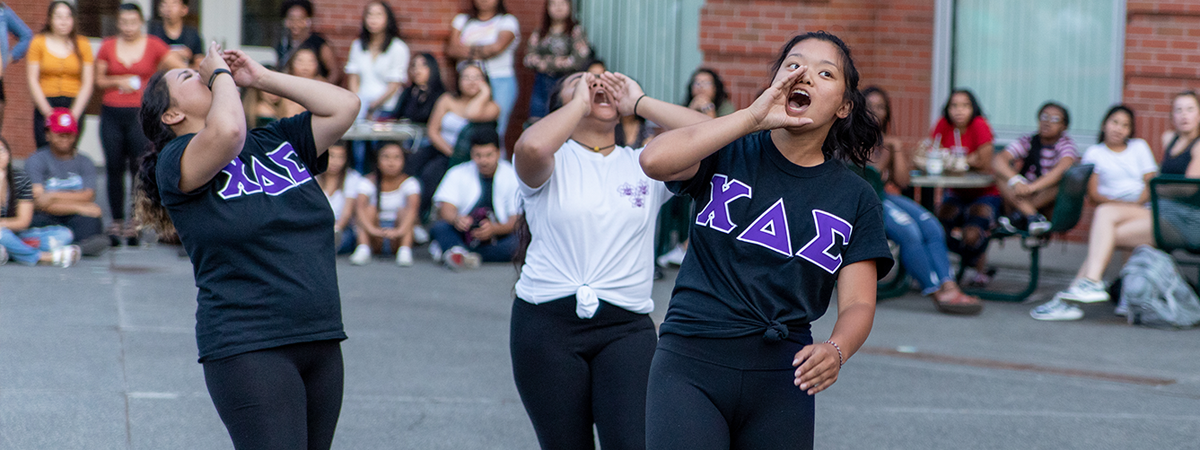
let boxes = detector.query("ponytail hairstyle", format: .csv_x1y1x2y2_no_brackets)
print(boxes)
135,70,178,238
769,31,880,166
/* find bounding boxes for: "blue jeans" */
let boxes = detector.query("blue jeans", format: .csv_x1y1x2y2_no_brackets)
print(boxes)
529,73,563,119
884,194,953,295
429,220,517,262
489,75,519,141
1,226,74,265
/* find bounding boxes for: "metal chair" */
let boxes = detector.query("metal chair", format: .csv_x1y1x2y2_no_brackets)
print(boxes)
960,164,1094,302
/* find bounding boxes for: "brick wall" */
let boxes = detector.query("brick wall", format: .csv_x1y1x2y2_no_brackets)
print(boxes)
698,0,935,149
4,0,47,159
311,0,545,150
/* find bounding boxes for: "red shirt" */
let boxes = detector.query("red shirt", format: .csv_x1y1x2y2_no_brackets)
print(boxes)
931,116,998,196
96,36,171,108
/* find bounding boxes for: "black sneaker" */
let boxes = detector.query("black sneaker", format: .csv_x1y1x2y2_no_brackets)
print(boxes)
1028,214,1052,236
78,235,111,257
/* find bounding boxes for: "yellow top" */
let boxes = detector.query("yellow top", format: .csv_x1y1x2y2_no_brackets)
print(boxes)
27,34,93,98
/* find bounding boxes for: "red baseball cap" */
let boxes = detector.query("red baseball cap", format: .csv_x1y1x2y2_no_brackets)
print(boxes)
46,108,79,134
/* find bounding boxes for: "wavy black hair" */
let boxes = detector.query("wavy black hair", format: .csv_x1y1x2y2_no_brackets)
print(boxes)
358,1,401,53
135,70,178,238
281,0,313,18
941,89,984,127
684,68,729,111
1038,101,1070,129
467,0,507,18
1097,104,1136,145
769,31,880,167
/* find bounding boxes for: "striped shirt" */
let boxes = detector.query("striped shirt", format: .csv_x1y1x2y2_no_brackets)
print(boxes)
2,168,33,218
1004,134,1079,180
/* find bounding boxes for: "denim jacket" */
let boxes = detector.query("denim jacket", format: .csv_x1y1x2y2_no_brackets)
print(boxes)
0,4,33,67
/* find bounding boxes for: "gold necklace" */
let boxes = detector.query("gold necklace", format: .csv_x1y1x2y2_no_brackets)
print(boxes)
571,139,616,153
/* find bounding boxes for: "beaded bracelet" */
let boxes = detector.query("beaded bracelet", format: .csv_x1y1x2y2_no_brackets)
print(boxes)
824,340,843,368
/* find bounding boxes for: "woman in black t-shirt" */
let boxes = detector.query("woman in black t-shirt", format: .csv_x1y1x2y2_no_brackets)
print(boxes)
640,31,892,449
136,43,359,449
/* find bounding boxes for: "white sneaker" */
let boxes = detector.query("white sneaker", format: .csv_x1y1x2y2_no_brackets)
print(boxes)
396,246,413,267
1030,296,1084,321
1058,278,1109,303
413,225,430,245
1028,214,1052,236
53,245,81,268
656,245,687,267
0,246,8,265
444,246,480,271
350,245,372,265
429,241,442,262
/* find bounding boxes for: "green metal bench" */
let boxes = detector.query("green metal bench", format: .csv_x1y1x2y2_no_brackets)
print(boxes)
959,163,1094,302
1149,176,1200,281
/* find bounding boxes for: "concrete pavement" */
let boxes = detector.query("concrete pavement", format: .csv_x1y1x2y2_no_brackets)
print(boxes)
1,241,1198,449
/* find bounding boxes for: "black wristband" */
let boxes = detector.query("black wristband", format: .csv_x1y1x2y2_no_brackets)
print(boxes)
207,68,232,90
633,95,647,117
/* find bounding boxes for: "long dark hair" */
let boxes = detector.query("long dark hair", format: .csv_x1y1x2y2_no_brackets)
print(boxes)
684,68,729,111
769,31,879,167
861,86,891,134
412,52,445,93
941,88,984,127
538,0,576,36
43,1,84,63
468,0,507,19
358,1,400,53
372,142,407,212
135,70,178,238
1098,104,1136,145
1038,101,1070,129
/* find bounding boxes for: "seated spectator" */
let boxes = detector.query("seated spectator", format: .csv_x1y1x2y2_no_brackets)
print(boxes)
1159,91,1200,177
387,53,445,125
1032,105,1158,320
416,62,500,221
25,108,106,256
277,47,324,118
993,102,1079,235
0,136,80,267
523,0,590,120
932,89,999,286
865,86,981,314
317,142,363,255
684,68,735,118
276,0,342,85
147,0,203,68
430,126,519,269
351,142,420,266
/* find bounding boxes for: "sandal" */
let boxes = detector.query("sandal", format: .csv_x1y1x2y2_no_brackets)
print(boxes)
932,291,983,315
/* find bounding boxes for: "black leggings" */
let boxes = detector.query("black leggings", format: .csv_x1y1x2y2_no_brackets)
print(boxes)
100,106,148,221
202,340,344,450
510,296,657,450
34,96,75,150
646,334,816,450
405,143,449,221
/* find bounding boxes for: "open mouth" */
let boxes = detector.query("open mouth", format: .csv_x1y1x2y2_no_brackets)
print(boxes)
593,88,612,107
787,89,811,114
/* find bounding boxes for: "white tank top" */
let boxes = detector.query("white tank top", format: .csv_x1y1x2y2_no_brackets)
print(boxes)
439,111,469,149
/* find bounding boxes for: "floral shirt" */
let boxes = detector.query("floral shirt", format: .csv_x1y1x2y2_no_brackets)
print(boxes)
523,25,591,76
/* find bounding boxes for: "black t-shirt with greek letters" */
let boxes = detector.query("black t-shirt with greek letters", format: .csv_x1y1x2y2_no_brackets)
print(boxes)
662,130,893,343
158,112,346,362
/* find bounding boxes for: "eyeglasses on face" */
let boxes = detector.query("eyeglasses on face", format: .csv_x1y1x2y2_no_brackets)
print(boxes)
1039,113,1062,124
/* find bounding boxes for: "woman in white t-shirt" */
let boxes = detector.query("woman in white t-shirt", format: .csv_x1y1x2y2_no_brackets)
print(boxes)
346,1,409,120
509,71,709,449
351,142,421,266
317,142,364,254
446,0,520,140
1033,105,1159,320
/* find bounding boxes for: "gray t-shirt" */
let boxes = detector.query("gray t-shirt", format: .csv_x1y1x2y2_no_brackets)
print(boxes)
25,148,97,193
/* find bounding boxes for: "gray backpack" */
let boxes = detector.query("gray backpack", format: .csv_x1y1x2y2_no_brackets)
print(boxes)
1119,245,1200,328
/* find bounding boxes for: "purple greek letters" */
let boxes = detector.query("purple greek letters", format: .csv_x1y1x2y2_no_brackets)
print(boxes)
695,174,752,233
216,142,312,200
697,174,853,272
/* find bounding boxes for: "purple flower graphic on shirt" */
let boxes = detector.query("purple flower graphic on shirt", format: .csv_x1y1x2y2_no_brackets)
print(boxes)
618,181,649,208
